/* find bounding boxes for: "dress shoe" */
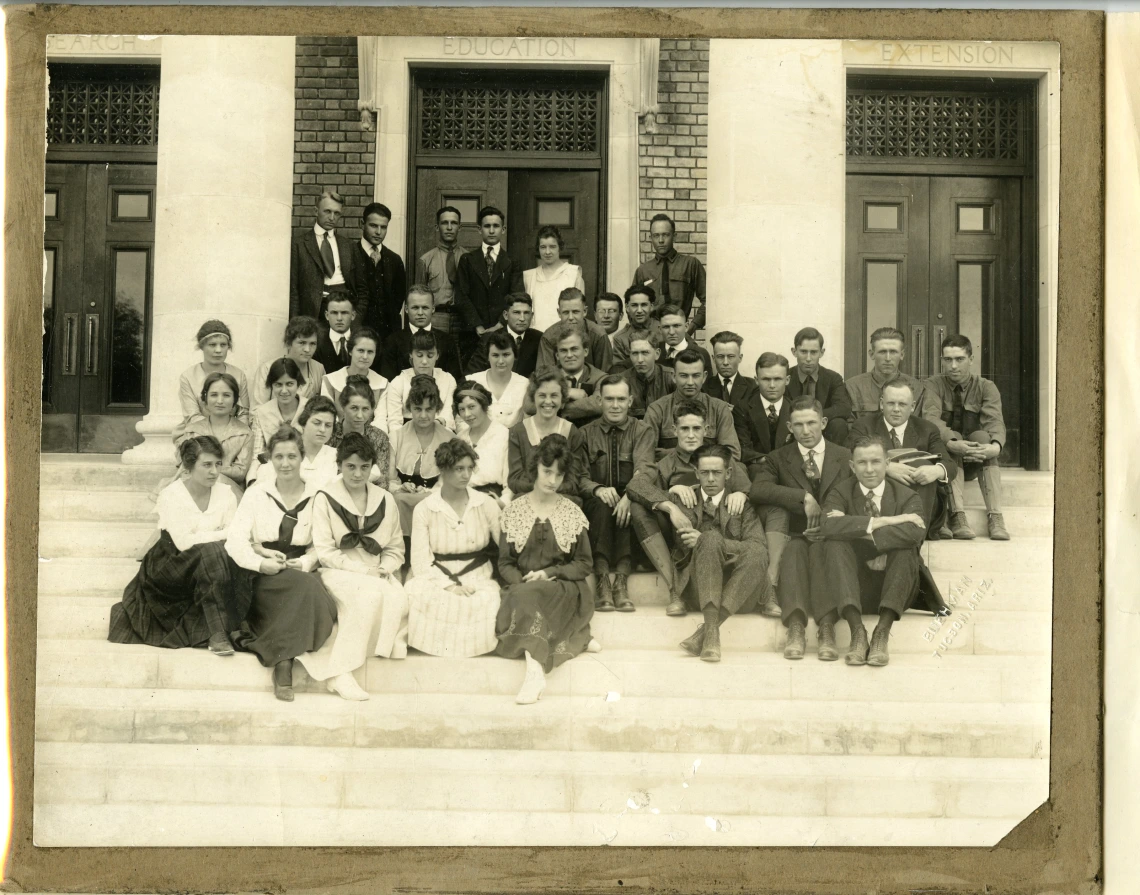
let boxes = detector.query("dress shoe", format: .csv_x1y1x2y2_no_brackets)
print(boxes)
988,513,1011,541
594,574,615,612
680,623,705,656
949,511,976,540
666,597,687,617
760,595,782,618
516,652,547,704
783,620,806,660
938,524,954,539
613,574,635,611
867,625,891,666
817,621,838,661
845,624,869,666
586,638,603,653
700,623,721,663
207,633,234,656
327,672,369,701
273,659,294,702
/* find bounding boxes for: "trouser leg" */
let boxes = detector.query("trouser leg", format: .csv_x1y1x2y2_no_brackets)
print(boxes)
877,548,920,618
722,540,769,618
777,537,812,625
823,416,848,446
584,495,616,574
692,530,726,611
819,539,864,619
978,459,1004,513
949,468,967,512
756,505,790,586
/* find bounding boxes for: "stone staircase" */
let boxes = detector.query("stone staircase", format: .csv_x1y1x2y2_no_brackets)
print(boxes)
34,454,1053,847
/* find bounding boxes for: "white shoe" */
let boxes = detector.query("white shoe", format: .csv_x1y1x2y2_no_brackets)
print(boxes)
586,638,602,653
327,672,370,701
516,652,547,705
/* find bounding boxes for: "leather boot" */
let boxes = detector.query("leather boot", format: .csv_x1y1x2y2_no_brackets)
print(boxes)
783,620,806,660
845,624,869,666
949,511,976,540
816,621,838,661
700,623,721,663
867,624,891,666
595,573,615,611
613,574,634,612
988,513,1011,541
759,578,782,617
680,623,705,656
273,659,294,702
666,595,687,617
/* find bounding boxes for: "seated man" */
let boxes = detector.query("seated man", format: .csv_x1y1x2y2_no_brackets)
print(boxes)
626,400,758,617
314,293,357,374
785,326,851,445
658,304,712,372
584,329,674,420
846,380,957,534
736,352,795,475
820,436,948,667
925,334,1010,540
377,285,464,383
465,292,543,378
524,324,604,425
643,349,741,460
537,288,614,372
579,375,658,613
610,284,662,370
749,397,853,661
594,292,625,340
844,326,942,425
702,330,758,409
672,444,769,663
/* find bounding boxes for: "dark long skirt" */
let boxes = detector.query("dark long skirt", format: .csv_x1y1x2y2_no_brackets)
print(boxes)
494,579,592,674
232,569,338,667
108,533,242,649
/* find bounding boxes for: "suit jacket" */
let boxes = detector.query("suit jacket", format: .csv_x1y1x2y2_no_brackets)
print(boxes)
749,440,853,536
846,414,958,484
314,329,352,375
377,325,464,384
660,342,712,375
289,228,358,321
786,365,851,425
454,246,524,331
465,327,543,378
735,393,794,472
703,373,760,410
669,495,766,595
348,241,406,344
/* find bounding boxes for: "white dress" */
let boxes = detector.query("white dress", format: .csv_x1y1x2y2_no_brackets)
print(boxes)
457,420,513,503
467,370,530,429
321,367,389,430
405,489,502,657
296,478,409,682
524,262,586,332
384,367,457,434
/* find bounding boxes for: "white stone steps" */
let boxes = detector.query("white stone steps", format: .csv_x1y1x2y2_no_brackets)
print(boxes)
38,489,158,522
38,521,156,559
39,456,173,493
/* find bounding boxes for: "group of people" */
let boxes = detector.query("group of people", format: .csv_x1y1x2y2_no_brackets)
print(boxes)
106,192,1014,706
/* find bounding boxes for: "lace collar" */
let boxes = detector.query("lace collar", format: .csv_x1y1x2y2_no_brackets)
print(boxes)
501,493,587,554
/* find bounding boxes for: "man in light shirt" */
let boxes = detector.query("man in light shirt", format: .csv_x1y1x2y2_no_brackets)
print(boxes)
414,205,468,334
289,189,358,323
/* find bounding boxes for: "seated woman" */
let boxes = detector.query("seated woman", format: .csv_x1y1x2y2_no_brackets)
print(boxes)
466,330,529,428
255,395,338,490
173,371,253,501
177,319,251,423
249,358,308,482
329,374,391,484
454,381,512,505
251,316,325,407
298,432,409,701
507,369,587,505
496,433,600,705
320,327,388,424
109,435,242,656
405,439,502,658
388,375,454,535
384,329,456,433
226,426,337,702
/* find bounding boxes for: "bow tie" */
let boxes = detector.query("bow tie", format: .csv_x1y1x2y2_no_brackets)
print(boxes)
338,531,383,555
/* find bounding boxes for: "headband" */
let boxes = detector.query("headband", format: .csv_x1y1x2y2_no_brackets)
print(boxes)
197,322,231,345
456,388,486,402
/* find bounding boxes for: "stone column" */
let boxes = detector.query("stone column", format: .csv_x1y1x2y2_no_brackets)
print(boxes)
123,36,296,465
705,40,846,371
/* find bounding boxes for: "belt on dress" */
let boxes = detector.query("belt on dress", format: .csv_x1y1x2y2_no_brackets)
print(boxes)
398,470,439,489
431,548,496,585
259,541,309,561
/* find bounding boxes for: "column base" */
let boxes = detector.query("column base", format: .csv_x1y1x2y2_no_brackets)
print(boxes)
121,414,182,466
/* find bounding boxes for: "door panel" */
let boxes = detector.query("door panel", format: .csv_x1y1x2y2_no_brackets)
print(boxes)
413,168,510,271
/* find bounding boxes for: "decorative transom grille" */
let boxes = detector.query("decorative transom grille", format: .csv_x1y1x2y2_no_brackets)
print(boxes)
47,68,159,147
846,91,1022,161
419,85,601,153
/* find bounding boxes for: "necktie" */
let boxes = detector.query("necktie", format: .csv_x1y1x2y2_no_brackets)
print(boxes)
445,246,458,284
951,384,966,434
265,493,311,551
667,346,676,361
485,246,496,282
320,231,336,279
722,377,732,398
804,376,816,400
890,428,902,450
337,336,349,366
804,449,820,482
767,403,779,440
370,246,382,265
660,255,671,302
863,491,879,517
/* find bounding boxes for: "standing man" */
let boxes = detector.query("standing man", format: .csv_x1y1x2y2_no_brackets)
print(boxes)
632,213,706,334
702,330,759,409
465,293,543,378
594,292,625,340
377,285,464,383
643,349,740,460
454,205,522,359
536,288,614,373
736,352,795,475
844,327,942,425
289,189,357,322
657,305,712,372
414,205,468,334
314,294,357,374
786,327,851,445
525,325,604,425
579,375,658,613
349,202,407,347
610,284,662,370
925,334,1010,540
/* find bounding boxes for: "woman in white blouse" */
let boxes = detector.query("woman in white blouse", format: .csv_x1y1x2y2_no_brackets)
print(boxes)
177,319,251,424
454,380,512,505
109,436,240,656
255,395,338,490
388,375,454,535
297,432,409,701
320,327,388,421
248,358,309,482
227,427,337,701
405,439,502,658
466,330,529,429
384,330,456,433
522,226,586,332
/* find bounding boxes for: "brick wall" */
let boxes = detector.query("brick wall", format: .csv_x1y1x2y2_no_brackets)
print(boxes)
638,39,709,266
293,37,376,241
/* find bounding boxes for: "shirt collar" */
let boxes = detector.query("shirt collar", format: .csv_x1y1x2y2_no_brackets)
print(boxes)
438,240,458,253
797,439,825,461
702,488,725,509
360,237,381,255
886,419,909,439
797,368,818,383
331,329,350,345
870,368,900,388
720,372,736,389
761,396,784,413
600,416,632,434
658,248,679,263
409,323,433,334
860,480,887,501
483,243,499,259
314,223,334,240
673,338,689,353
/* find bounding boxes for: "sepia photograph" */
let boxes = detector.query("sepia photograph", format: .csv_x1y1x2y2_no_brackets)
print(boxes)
33,31,1058,848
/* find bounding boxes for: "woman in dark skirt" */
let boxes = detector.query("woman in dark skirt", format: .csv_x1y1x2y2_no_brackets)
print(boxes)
108,436,242,656
496,433,601,705
227,425,338,701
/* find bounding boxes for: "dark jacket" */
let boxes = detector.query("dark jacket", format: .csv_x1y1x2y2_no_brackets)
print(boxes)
378,325,464,384
786,365,851,426
314,329,352,375
289,228,359,321
846,414,958,485
660,342,712,376
749,440,853,536
347,241,407,345
702,373,760,410
735,393,794,473
465,327,543,379
454,246,524,331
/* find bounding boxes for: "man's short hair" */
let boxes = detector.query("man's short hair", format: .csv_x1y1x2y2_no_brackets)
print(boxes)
597,373,631,396
709,331,744,350
405,284,435,306
941,333,974,357
362,202,392,223
851,435,888,458
693,443,732,469
870,326,906,348
629,329,666,353
506,291,533,309
325,293,355,310
650,212,676,234
553,322,585,347
436,205,461,224
755,351,790,372
793,326,825,348
318,189,344,206
656,303,686,322
673,348,706,372
788,395,824,417
594,292,623,311
624,283,656,305
881,380,916,400
478,205,505,225
672,399,708,423
557,287,586,307
284,316,320,345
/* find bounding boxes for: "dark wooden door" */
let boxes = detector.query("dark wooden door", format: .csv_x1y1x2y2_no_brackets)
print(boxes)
42,162,155,453
413,168,510,272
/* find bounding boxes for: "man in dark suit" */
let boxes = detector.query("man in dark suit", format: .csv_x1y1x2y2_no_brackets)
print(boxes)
465,292,543,378
347,201,406,348
786,327,851,445
377,285,464,383
820,436,948,667
313,293,357,374
525,325,604,426
736,352,795,476
846,380,957,535
289,189,357,322
702,330,759,409
658,304,712,372
749,397,853,661
454,205,523,359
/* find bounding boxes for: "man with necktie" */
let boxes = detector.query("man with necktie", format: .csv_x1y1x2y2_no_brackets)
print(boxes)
289,189,359,323
820,436,948,666
524,325,604,425
464,293,544,378
346,202,407,349
702,330,759,410
536,288,614,373
657,304,712,373
735,352,796,477
632,213,707,335
454,205,523,362
786,327,851,445
314,294,357,374
414,205,468,335
377,285,464,383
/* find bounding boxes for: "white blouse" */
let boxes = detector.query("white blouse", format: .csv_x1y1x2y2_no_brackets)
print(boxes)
321,367,389,431
458,419,513,502
467,370,529,429
409,488,501,583
384,367,457,434
225,480,320,574
248,396,308,482
253,443,339,491
156,480,237,552
523,262,586,332
310,477,405,576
